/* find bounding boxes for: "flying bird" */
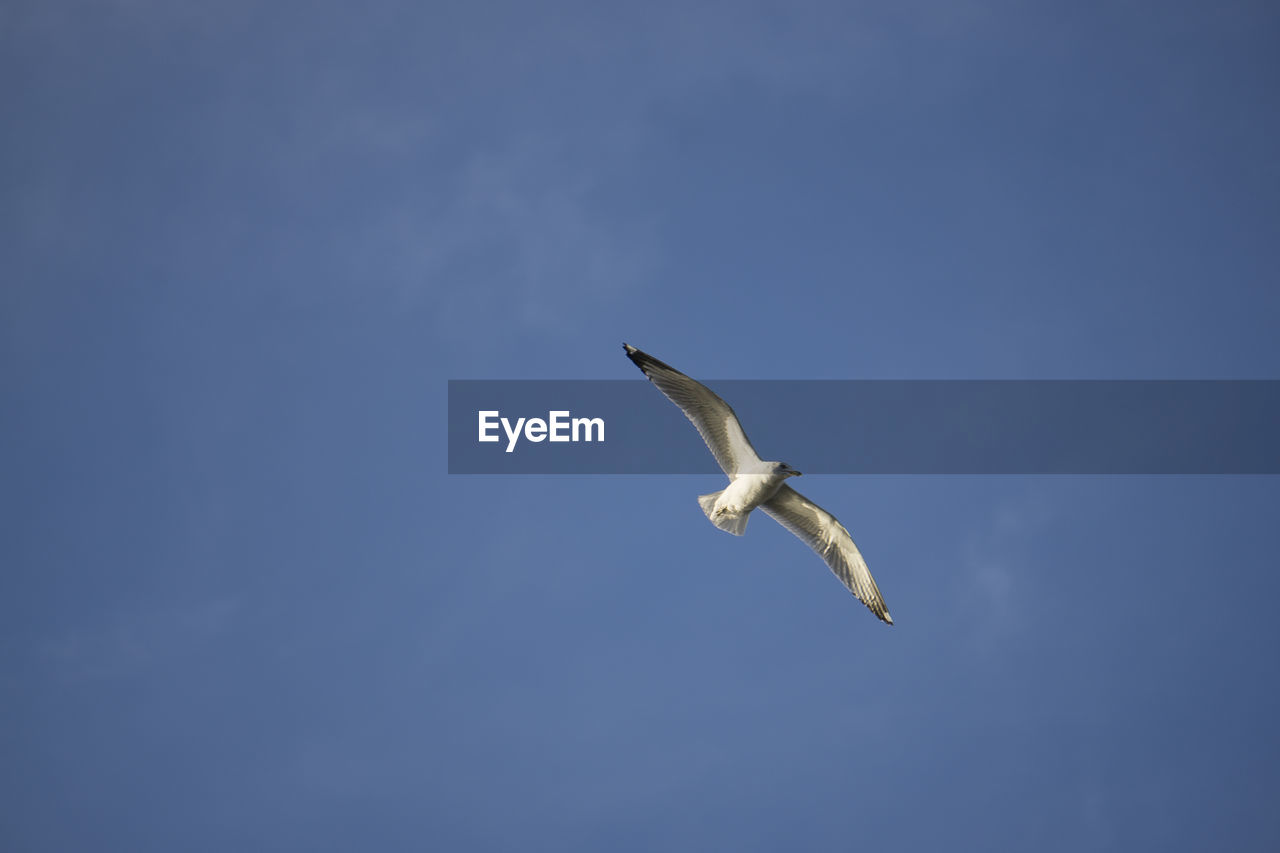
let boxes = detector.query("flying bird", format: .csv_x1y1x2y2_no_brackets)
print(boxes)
624,343,893,624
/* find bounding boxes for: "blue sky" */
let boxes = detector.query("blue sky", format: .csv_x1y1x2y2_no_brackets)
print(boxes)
3,1,1279,850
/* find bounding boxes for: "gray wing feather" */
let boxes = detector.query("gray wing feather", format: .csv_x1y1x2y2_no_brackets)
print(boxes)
623,344,761,476
761,485,894,624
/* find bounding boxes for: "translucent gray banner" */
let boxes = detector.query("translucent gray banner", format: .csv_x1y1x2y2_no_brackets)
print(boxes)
447,380,1280,474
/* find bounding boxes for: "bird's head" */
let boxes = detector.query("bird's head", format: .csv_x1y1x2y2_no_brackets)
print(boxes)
775,462,802,478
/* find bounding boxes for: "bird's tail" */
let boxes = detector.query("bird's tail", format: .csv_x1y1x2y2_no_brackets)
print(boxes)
698,490,749,536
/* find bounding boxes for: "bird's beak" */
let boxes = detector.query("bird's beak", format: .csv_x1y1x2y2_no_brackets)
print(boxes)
788,467,802,477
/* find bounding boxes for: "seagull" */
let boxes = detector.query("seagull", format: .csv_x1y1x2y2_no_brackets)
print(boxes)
624,343,893,624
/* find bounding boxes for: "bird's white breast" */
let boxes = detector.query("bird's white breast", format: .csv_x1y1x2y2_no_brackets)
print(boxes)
717,471,787,515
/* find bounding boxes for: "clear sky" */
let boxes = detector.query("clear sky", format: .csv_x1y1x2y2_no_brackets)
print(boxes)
4,1,1279,851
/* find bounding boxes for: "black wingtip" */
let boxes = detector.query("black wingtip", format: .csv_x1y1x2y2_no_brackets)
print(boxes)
622,343,683,378
622,343,651,373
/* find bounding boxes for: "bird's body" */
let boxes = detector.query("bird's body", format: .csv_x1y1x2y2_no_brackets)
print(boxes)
623,343,894,624
697,462,794,536
712,467,790,517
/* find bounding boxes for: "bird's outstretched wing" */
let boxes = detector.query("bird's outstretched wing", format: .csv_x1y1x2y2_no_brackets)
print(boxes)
761,485,894,624
623,344,762,476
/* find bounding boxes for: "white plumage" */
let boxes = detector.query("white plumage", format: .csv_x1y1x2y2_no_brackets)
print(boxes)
624,343,893,625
